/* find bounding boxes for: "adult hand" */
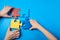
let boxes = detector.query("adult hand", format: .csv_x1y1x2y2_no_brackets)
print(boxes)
29,19,40,30
0,6,12,17
29,19,57,40
4,27,20,40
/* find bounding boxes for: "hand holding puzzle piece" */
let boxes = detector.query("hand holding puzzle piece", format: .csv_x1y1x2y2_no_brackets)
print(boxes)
10,8,22,30
10,19,22,29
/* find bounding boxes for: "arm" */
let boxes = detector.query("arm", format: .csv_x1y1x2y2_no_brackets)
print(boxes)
0,6,20,40
37,25,57,40
30,19,57,40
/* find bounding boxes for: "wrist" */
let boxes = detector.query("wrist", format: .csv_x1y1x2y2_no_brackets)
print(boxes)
36,25,42,30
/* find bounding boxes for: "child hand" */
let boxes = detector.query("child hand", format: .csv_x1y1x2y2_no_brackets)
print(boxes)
5,27,20,40
0,6,12,17
29,19,41,30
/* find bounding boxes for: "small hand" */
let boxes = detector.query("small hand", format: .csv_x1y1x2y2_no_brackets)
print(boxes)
29,19,40,30
5,27,20,40
0,6,12,17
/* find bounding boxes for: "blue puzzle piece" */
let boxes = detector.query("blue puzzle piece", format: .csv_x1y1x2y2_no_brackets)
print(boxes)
19,9,31,29
19,15,32,29
22,18,32,29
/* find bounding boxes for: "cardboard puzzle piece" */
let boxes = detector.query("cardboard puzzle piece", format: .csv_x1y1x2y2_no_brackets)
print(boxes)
12,8,20,18
10,19,22,29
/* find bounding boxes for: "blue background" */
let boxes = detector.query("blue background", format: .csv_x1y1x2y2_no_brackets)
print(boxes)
0,0,60,40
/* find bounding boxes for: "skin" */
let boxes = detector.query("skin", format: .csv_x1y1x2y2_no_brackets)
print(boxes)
0,6,20,40
0,6,12,17
4,27,20,40
0,6,57,40
29,20,57,40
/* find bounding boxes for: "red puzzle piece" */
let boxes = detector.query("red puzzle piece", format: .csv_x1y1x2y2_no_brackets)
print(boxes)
12,8,20,18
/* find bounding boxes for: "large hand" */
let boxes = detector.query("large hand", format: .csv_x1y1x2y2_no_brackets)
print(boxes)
29,19,57,40
4,27,20,40
0,6,12,17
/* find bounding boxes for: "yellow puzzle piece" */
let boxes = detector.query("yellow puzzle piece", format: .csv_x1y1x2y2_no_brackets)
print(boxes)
10,19,22,29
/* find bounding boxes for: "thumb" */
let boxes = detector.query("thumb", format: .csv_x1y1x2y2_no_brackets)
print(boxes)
29,19,33,25
29,19,35,26
4,15,12,18
29,27,34,30
7,27,10,32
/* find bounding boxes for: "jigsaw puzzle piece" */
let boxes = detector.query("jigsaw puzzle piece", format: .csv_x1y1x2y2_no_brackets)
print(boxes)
20,9,31,29
22,19,32,29
10,19,22,31
12,8,20,18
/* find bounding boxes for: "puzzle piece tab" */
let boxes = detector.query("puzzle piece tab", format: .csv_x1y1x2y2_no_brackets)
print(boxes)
12,8,20,18
10,19,22,29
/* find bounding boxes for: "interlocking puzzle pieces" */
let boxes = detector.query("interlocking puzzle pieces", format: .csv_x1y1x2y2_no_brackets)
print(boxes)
19,11,31,29
12,8,20,18
10,19,22,31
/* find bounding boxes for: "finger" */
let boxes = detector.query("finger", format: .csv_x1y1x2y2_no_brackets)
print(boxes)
5,15,12,17
30,19,39,27
17,29,20,31
12,30,19,33
11,31,19,37
16,34,20,38
30,19,33,24
12,35,17,39
4,6,12,9
29,19,35,25
12,32,20,38
12,31,20,36
13,35,19,38
4,6,13,13
15,30,20,35
16,33,20,36
29,27,34,30
16,32,20,34
3,15,12,18
6,15,12,18
7,27,10,32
